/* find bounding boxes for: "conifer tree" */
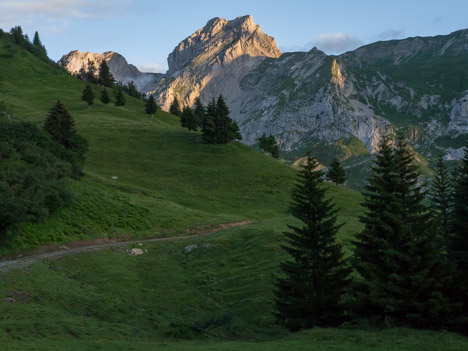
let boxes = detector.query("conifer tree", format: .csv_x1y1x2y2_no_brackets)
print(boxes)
202,99,217,144
32,31,41,47
449,143,468,326
169,96,181,116
44,100,76,146
100,87,111,104
257,133,280,158
81,84,95,110
86,59,98,84
194,97,206,128
430,157,453,245
180,106,198,131
353,134,450,327
98,60,114,87
126,81,139,98
274,154,351,330
115,87,126,107
215,95,241,143
145,95,158,118
327,157,346,186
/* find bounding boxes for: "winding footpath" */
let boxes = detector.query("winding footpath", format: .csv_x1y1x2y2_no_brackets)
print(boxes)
0,221,251,272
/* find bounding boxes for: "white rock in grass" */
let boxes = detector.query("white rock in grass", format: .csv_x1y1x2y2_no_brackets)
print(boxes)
129,248,144,256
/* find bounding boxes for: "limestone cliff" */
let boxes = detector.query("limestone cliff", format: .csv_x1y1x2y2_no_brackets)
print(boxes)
58,50,164,93
150,15,281,111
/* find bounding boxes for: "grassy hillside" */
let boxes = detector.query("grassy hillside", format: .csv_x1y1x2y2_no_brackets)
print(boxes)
2,220,467,350
1,40,467,349
0,38,301,252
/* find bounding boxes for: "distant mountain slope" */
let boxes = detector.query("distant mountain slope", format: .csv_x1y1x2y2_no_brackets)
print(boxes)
58,50,165,92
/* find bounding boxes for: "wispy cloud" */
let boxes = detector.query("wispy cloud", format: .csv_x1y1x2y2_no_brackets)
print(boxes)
0,0,128,33
372,28,406,41
432,16,443,25
305,32,363,55
136,61,167,74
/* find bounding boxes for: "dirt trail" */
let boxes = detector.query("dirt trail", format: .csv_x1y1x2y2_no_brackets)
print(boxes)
0,221,251,272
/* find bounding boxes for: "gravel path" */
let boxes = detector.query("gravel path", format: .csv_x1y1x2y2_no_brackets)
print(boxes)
0,221,251,272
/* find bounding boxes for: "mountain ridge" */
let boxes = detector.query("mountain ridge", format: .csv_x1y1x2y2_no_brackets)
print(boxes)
58,17,468,162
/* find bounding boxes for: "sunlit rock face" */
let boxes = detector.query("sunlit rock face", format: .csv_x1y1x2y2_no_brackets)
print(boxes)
149,15,282,112
58,50,165,93
59,21,468,159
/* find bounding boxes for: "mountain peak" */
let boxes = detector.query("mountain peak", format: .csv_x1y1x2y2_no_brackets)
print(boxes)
167,15,281,75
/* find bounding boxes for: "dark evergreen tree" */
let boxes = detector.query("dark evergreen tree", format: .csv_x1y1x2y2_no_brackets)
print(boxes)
180,106,198,131
98,60,114,87
169,96,181,116
430,157,453,246
10,26,24,45
194,97,206,128
44,100,76,145
32,31,41,46
127,81,138,98
78,66,87,81
145,95,158,118
327,157,346,186
81,84,95,110
202,115,216,143
44,101,87,178
353,134,451,327
257,133,280,158
100,88,111,104
216,95,241,143
31,31,47,58
115,87,126,107
449,142,468,328
86,59,98,84
274,154,351,330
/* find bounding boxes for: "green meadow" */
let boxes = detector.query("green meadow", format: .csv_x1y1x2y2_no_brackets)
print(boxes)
0,40,467,350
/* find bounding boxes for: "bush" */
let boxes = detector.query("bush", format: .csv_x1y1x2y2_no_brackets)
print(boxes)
0,118,73,236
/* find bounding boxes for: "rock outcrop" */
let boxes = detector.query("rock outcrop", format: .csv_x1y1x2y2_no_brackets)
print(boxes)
150,15,281,112
58,50,164,93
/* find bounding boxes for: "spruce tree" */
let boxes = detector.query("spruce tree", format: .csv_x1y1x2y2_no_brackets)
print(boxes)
180,106,198,131
98,60,114,87
214,95,241,143
32,31,41,47
145,95,158,118
194,97,206,128
353,134,450,327
274,154,351,330
327,157,346,186
257,133,280,158
100,88,111,104
115,87,126,107
449,143,468,327
430,157,453,246
81,84,95,110
44,100,76,146
169,96,181,116
86,59,98,84
202,117,216,144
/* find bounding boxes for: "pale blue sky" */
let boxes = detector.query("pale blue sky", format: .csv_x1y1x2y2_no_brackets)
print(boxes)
1,0,467,73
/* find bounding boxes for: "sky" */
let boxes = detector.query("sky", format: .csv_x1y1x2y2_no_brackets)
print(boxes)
1,0,467,73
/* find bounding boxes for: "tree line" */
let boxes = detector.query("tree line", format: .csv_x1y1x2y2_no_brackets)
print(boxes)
170,95,242,144
275,133,468,334
0,26,49,63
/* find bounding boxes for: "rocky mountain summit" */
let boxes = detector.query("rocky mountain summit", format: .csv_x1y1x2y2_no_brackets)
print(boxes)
60,16,468,165
150,15,281,111
58,50,164,92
